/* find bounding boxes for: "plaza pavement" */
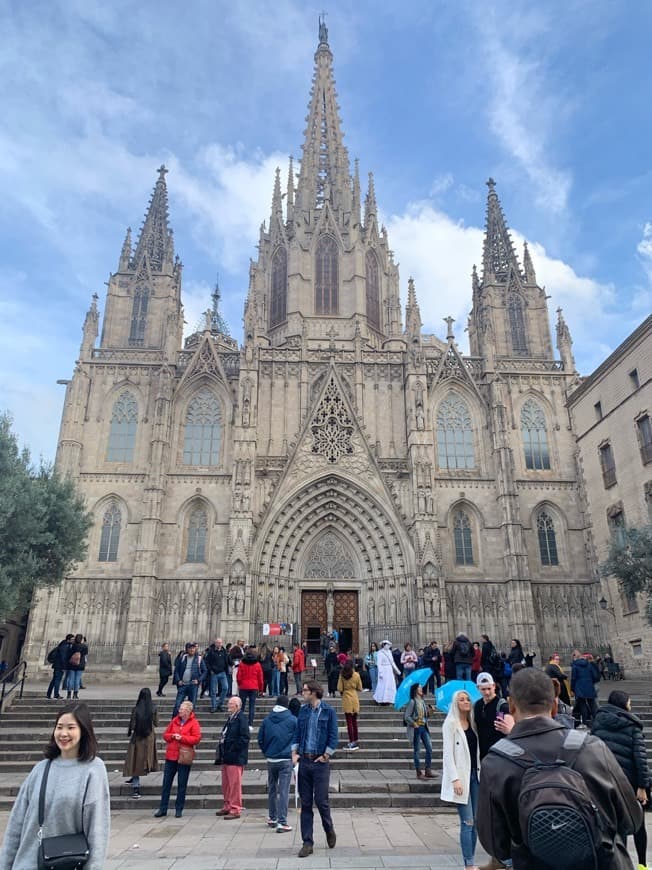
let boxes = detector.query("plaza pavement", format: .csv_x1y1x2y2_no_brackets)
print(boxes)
0,676,650,868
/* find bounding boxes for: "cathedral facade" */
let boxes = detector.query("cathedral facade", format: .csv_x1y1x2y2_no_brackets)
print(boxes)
25,24,604,672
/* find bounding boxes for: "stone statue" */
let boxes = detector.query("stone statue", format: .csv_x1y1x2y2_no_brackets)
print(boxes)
236,587,245,615
367,596,375,624
378,597,386,624
326,586,334,628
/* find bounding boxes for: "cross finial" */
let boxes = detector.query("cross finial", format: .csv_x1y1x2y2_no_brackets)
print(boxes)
318,12,328,44
444,315,455,340
486,177,496,191
157,164,168,178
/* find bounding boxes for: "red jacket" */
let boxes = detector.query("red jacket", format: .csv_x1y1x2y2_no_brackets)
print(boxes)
472,646,482,672
292,648,305,673
236,657,264,692
162,712,201,762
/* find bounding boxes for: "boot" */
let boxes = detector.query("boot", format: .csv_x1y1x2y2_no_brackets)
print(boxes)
478,859,508,870
73,692,79,699
416,768,424,778
424,768,435,778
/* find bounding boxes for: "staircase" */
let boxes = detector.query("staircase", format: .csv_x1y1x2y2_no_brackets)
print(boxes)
0,692,447,811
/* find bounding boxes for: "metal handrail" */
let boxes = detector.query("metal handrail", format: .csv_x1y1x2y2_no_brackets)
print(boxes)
0,660,27,716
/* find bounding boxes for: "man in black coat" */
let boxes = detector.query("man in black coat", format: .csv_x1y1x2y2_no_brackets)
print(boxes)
422,641,442,692
46,634,73,699
157,642,172,697
205,638,229,712
218,696,250,819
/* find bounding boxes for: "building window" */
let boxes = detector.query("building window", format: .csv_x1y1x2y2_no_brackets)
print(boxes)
186,505,208,563
129,288,149,346
106,391,138,462
521,399,551,470
637,414,652,464
183,388,222,466
599,442,616,488
270,246,287,328
629,368,640,389
594,401,603,421
620,588,639,615
365,249,380,330
631,640,643,657
98,502,121,562
537,511,559,566
608,509,626,548
508,293,528,356
453,510,474,565
315,235,338,315
436,392,475,470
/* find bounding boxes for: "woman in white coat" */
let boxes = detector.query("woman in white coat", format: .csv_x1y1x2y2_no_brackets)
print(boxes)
373,640,400,705
440,690,481,870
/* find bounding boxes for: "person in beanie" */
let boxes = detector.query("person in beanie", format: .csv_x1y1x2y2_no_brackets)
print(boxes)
257,695,298,833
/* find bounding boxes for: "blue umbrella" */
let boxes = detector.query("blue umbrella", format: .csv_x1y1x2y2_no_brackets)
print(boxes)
435,680,482,714
393,668,434,710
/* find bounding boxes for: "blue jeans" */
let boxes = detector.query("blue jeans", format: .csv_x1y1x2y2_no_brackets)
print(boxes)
159,759,190,815
173,682,199,717
412,725,432,770
298,757,334,845
47,670,63,698
67,670,82,694
210,672,228,712
240,689,257,727
368,665,378,692
271,669,280,696
456,770,479,866
455,663,472,681
267,759,293,825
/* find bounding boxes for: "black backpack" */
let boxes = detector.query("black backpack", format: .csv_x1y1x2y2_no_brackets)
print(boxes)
490,730,609,870
457,638,471,657
46,647,58,664
488,646,502,669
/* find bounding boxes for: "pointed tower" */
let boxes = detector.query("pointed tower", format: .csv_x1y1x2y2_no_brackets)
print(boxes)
556,307,576,372
469,179,553,360
100,166,182,352
246,19,402,347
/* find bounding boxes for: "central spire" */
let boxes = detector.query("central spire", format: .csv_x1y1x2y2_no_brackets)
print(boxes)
132,165,175,272
482,178,522,284
296,18,351,212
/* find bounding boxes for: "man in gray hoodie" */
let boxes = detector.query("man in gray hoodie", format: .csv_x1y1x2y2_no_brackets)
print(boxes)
257,695,298,833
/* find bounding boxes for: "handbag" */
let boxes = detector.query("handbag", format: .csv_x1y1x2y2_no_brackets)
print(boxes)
177,744,196,766
37,761,90,870
214,741,224,765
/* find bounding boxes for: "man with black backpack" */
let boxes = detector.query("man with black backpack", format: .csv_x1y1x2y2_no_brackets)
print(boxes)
452,632,474,681
45,634,73,700
477,668,642,870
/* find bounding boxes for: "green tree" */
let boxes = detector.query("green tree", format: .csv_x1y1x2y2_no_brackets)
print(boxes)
0,413,92,621
600,525,652,622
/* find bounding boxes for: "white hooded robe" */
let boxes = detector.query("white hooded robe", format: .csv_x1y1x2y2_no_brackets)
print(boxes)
373,646,399,704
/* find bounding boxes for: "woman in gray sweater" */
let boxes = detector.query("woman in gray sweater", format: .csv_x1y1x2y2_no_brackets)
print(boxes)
0,702,110,870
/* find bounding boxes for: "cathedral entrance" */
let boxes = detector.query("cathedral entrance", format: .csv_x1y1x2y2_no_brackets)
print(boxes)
301,590,359,654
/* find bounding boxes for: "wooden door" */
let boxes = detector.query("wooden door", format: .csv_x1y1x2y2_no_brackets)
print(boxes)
334,591,358,653
301,591,327,654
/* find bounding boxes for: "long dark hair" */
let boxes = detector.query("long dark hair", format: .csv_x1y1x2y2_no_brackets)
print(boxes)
341,661,354,680
45,702,99,761
133,688,154,738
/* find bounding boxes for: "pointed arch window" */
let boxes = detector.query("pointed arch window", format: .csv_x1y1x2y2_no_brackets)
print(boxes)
508,293,528,356
186,505,208,563
537,511,559,566
183,388,222,466
436,392,475,469
365,249,380,330
129,288,149,346
270,245,287,328
106,391,138,462
521,399,551,470
453,510,474,565
315,235,338,315
98,502,121,562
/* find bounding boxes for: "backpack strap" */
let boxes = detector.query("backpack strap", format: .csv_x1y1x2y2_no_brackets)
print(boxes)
559,727,588,769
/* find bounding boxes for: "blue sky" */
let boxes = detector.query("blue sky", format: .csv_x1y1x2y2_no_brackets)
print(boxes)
1,0,651,463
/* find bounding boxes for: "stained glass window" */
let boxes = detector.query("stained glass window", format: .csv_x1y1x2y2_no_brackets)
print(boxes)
270,246,287,328
129,288,149,346
315,235,338,315
98,502,121,562
183,389,222,465
508,293,528,356
365,249,380,330
436,392,475,469
537,511,559,566
106,391,138,462
453,510,474,565
186,505,208,562
521,399,550,470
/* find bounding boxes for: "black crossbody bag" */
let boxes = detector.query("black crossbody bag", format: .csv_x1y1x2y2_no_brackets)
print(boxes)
37,760,91,870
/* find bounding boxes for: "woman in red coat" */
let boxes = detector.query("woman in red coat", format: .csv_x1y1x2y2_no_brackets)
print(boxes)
471,642,482,683
236,648,264,729
154,700,201,818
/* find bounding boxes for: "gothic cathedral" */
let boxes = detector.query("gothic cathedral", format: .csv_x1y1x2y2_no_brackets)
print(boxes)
25,24,602,672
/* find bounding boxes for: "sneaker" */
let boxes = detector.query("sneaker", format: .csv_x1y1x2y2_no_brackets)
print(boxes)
276,823,292,833
349,743,360,751
326,828,336,848
131,790,141,799
249,725,254,732
266,818,278,827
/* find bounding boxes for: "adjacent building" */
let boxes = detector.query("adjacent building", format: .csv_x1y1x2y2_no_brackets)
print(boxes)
24,22,604,673
568,315,652,675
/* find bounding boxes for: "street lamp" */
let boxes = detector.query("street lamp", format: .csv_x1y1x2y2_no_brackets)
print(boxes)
599,596,616,618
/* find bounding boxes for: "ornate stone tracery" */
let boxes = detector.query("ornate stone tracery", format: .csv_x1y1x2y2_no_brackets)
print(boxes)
304,531,356,578
311,376,354,462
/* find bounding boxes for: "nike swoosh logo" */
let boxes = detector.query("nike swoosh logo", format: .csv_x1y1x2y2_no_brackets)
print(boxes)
551,821,569,830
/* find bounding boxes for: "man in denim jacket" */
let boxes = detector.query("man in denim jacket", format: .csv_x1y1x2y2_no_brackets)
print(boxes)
172,642,207,716
292,680,338,858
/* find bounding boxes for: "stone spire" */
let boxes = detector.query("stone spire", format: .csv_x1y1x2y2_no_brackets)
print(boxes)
364,172,378,226
404,276,422,341
80,293,99,359
119,227,132,271
210,276,231,337
271,167,283,220
482,178,522,284
295,18,351,210
352,158,361,226
523,240,536,284
556,307,575,371
286,156,295,207
132,165,175,272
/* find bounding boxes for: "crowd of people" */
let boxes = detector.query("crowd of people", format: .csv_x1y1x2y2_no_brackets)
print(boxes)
10,631,647,868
